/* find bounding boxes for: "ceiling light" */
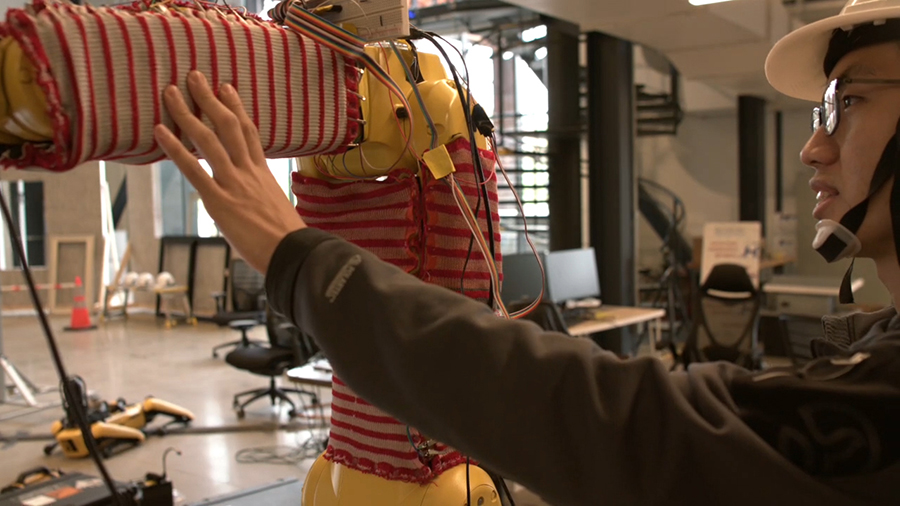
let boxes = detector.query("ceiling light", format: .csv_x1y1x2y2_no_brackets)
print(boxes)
689,0,735,5
521,25,547,43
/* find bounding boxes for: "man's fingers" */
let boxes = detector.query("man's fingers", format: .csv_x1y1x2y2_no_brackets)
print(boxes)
155,124,220,197
219,83,267,166
163,85,235,176
186,72,251,165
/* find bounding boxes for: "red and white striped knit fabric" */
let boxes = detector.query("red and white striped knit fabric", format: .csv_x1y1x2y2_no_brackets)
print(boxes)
292,138,501,483
1,0,359,171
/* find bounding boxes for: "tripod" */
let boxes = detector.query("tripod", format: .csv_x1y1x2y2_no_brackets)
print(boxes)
637,179,692,367
0,289,52,408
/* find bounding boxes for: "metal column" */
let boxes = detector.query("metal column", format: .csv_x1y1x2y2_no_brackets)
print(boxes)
494,35,516,137
739,95,767,235
586,32,636,353
546,18,582,251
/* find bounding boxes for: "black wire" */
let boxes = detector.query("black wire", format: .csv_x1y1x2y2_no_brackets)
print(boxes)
432,32,497,272
234,439,324,464
0,189,125,505
416,29,497,309
500,476,516,506
428,33,483,300
466,457,471,506
431,33,495,306
235,393,328,465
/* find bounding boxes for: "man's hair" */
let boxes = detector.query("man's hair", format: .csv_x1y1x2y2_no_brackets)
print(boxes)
825,19,900,77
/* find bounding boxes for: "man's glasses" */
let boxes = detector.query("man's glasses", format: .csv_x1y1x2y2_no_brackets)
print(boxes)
812,77,900,135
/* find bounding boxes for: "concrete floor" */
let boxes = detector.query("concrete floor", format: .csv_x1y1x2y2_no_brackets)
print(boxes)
0,312,550,505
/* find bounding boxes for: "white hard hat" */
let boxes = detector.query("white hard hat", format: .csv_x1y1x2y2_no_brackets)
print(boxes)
766,0,900,101
122,272,139,287
155,272,175,289
137,272,156,289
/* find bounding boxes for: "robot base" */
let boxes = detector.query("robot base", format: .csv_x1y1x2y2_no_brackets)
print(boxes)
302,453,501,506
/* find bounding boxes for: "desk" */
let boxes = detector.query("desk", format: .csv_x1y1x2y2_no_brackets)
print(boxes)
566,306,666,355
763,275,864,314
286,359,333,389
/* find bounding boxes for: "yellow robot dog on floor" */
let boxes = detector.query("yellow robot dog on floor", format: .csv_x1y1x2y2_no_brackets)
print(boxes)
44,377,194,459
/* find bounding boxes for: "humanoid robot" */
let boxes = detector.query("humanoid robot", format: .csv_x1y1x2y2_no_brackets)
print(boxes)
295,41,503,506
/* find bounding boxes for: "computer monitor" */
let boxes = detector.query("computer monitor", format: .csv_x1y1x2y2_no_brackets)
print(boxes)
500,251,546,307
543,248,601,304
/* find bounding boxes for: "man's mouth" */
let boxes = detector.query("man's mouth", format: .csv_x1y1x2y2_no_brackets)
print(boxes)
812,186,840,219
817,190,836,202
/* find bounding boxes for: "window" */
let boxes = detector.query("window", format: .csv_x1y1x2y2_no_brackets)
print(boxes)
193,159,295,238
0,181,46,268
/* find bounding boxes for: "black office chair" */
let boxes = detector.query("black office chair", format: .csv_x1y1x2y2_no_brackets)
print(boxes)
226,306,319,418
211,259,268,358
683,263,762,370
778,313,823,368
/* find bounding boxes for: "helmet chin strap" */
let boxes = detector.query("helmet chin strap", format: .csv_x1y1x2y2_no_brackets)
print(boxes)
813,118,900,304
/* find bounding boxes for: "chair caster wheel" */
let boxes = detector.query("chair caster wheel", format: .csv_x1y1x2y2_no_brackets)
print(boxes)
288,409,297,418
43,444,54,456
213,352,219,359
236,409,245,419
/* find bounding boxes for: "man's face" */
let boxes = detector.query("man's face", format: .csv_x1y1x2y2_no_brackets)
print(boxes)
801,42,900,257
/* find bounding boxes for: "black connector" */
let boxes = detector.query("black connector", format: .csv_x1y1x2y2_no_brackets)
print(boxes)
472,104,494,138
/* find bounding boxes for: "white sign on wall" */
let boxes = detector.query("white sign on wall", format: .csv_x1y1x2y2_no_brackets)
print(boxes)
700,221,762,289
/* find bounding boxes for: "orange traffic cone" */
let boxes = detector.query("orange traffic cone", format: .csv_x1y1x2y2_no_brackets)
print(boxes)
65,276,96,331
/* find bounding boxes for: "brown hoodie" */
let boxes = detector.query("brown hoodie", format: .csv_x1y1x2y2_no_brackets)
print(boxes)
267,228,900,506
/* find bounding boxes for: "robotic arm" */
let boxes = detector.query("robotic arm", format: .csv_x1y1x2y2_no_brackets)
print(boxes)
296,37,504,506
298,41,488,180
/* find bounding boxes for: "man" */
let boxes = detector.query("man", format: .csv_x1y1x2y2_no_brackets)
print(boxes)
152,0,900,504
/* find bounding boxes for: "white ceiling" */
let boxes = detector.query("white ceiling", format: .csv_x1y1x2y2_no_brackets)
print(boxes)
501,0,835,109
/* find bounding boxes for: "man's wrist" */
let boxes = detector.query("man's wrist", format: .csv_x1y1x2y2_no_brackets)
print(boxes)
265,227,337,319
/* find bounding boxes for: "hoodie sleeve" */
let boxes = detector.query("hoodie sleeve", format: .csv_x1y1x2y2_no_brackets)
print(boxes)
266,228,877,506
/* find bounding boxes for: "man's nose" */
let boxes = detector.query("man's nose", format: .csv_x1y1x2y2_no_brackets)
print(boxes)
800,126,838,169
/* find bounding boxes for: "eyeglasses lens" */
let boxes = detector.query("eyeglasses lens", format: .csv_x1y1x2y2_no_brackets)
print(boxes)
824,79,838,135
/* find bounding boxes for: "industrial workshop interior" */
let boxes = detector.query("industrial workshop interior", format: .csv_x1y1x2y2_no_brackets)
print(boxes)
0,0,897,504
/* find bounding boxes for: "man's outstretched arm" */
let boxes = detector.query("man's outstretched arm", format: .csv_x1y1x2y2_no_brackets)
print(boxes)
156,72,865,506
265,227,855,506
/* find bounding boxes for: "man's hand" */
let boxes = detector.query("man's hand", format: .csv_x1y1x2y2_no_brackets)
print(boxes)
154,71,306,274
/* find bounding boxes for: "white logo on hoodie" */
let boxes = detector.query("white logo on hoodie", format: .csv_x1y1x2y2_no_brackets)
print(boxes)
326,254,362,303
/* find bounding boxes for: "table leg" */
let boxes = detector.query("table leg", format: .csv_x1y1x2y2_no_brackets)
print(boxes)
182,293,196,325
101,286,109,323
652,318,661,358
162,294,173,329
